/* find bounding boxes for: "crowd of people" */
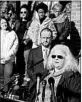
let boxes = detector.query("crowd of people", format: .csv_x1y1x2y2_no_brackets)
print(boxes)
0,1,81,102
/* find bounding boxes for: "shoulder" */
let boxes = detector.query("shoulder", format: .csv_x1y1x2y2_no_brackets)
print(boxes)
31,46,42,52
9,30,16,35
8,30,17,38
44,17,51,23
31,19,39,23
26,21,32,27
62,71,81,80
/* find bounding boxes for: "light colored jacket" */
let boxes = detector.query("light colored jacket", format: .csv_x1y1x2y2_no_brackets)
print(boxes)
25,17,57,47
1,30,19,64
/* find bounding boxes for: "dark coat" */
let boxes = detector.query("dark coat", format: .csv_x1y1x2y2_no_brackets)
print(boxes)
27,46,49,81
26,70,81,102
56,71,81,102
26,46,49,102
54,17,69,41
15,19,31,74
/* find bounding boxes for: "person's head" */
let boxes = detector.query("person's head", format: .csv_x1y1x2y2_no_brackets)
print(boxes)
36,3,48,20
0,17,8,30
0,17,11,30
20,4,29,20
7,4,16,20
40,28,53,48
48,44,79,72
52,3,63,17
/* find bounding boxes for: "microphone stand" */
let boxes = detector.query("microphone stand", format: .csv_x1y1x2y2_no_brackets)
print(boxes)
50,83,56,102
48,77,56,102
35,73,42,102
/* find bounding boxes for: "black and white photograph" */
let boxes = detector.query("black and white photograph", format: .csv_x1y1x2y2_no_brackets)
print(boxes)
0,0,81,102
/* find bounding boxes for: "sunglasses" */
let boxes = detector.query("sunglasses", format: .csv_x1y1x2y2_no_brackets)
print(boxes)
8,13,12,16
20,11,27,14
52,55,64,59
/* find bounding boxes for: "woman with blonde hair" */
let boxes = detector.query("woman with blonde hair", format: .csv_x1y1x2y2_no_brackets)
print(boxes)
50,3,70,42
25,44,80,102
46,44,81,102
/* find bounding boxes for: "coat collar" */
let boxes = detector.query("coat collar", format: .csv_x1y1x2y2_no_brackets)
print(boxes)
58,71,74,85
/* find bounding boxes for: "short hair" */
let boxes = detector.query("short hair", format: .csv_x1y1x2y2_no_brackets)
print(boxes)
52,3,63,12
40,28,53,37
48,44,79,72
36,3,48,13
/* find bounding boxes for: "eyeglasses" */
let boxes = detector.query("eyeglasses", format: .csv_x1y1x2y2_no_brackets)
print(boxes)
20,11,27,14
52,55,64,59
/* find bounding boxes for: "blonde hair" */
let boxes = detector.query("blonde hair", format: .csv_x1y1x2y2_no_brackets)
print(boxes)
48,44,79,72
52,3,63,12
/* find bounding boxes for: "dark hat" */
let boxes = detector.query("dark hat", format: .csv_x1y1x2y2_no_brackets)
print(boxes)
36,3,48,13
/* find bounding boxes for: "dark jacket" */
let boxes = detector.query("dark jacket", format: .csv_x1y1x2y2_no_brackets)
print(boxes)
56,71,81,102
27,46,49,81
15,19,31,74
54,16,70,41
26,46,49,102
26,70,81,102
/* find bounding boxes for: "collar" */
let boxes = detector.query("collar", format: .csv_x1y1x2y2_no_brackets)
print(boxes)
1,30,9,35
42,45,50,52
52,13,68,23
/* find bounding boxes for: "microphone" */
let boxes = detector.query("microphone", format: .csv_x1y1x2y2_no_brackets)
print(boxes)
42,80,47,102
48,77,55,102
35,73,42,102
36,73,42,95
48,77,54,86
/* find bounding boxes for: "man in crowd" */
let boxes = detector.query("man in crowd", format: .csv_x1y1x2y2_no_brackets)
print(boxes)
22,28,53,88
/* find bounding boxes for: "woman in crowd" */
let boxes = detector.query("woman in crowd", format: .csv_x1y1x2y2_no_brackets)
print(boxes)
26,2,57,48
0,17,18,91
6,4,17,30
1,3,17,30
45,44,80,102
26,44,80,102
51,3,70,43
15,4,32,75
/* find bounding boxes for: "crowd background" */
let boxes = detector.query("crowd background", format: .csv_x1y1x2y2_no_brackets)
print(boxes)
0,0,81,72
0,1,81,101
0,1,81,95
0,1,81,34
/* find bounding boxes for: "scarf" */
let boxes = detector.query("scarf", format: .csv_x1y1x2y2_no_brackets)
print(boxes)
52,13,68,23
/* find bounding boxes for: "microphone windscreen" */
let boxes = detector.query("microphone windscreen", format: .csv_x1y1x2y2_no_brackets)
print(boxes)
48,77,54,85
36,73,42,78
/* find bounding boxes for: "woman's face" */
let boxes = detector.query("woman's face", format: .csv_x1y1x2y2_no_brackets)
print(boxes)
37,9,45,20
51,50,65,70
1,18,7,30
20,8,28,19
52,6,61,17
